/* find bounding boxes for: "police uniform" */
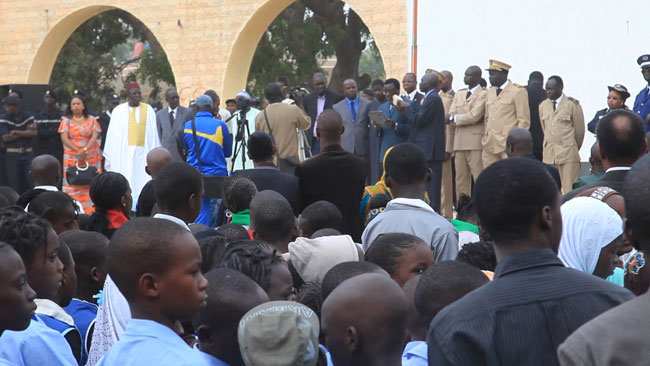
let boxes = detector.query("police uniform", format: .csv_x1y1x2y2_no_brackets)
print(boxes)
0,95,35,194
539,94,585,194
482,60,530,168
634,54,650,130
439,90,454,219
449,85,486,199
34,89,64,162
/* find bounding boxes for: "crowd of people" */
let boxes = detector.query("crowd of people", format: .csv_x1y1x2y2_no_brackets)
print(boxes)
1,54,650,366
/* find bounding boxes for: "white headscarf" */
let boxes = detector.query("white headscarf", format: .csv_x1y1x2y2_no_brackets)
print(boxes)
559,197,623,274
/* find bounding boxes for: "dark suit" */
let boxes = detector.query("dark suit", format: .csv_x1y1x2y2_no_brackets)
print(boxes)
404,91,446,212
562,168,629,202
525,84,547,161
156,106,194,162
367,99,382,183
521,154,561,190
402,92,424,105
295,144,367,242
233,163,300,215
303,90,344,154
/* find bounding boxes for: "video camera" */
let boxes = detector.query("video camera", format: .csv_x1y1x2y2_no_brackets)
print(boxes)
236,96,251,114
287,84,310,101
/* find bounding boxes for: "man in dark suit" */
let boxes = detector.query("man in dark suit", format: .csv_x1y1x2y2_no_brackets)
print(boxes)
232,131,300,215
302,72,344,155
563,109,647,202
506,127,561,190
333,79,372,173
401,72,424,105
295,110,367,242
525,71,547,161
156,88,194,162
399,72,446,212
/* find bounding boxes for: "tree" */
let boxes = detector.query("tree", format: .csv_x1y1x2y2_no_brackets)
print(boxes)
49,9,174,111
246,1,384,98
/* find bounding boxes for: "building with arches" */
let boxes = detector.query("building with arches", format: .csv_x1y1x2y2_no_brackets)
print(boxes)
0,0,408,104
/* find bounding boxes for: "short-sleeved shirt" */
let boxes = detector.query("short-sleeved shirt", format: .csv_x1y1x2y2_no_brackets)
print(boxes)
402,341,428,366
0,317,77,366
97,318,209,366
0,111,34,149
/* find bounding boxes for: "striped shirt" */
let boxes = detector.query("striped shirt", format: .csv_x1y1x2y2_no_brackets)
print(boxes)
428,248,634,366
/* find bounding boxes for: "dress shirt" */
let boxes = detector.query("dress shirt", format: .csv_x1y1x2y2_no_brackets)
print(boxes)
402,340,428,366
428,248,634,366
97,319,209,366
0,317,77,366
313,95,327,137
551,95,563,110
153,213,191,231
406,89,418,101
498,79,510,91
424,89,436,99
168,106,178,116
605,166,631,173
346,95,359,121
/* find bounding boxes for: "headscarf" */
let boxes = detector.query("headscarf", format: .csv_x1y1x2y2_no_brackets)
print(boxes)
373,146,395,195
285,235,360,283
558,197,623,274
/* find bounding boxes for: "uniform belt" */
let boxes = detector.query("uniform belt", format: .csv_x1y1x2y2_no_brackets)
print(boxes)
6,147,33,153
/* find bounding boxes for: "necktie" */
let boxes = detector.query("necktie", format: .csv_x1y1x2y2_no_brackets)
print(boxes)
552,101,557,111
466,91,472,100
169,110,175,127
405,94,411,100
350,101,357,121
496,88,502,96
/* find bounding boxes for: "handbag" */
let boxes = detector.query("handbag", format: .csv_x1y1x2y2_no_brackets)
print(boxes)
66,160,99,186
189,115,225,199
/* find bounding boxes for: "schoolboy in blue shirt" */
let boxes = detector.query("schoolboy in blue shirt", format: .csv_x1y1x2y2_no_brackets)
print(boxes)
0,209,76,365
193,268,269,366
62,231,109,360
97,218,209,366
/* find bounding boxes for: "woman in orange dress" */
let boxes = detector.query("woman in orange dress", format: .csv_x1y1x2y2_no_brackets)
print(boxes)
58,94,102,213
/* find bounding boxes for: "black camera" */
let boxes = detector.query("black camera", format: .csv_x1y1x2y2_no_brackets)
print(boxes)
236,97,251,113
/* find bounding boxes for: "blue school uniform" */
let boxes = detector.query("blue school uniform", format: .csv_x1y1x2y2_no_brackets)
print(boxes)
402,340,428,366
64,298,99,365
0,317,76,366
97,318,209,366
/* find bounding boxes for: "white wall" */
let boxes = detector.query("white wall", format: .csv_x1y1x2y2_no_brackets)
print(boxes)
409,0,650,160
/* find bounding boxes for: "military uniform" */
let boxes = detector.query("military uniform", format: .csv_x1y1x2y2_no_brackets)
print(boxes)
34,89,64,163
634,54,650,130
439,90,454,219
539,94,585,194
449,85,486,199
0,104,35,194
482,60,530,168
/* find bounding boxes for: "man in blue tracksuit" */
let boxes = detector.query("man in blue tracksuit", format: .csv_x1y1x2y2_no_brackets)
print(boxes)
184,95,232,226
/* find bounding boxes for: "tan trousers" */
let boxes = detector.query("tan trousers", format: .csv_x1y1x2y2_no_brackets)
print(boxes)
455,150,483,199
554,162,580,194
441,158,454,219
482,151,507,169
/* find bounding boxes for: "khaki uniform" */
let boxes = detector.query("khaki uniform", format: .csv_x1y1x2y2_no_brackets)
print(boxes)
450,87,486,199
440,91,454,219
482,80,530,167
539,94,585,193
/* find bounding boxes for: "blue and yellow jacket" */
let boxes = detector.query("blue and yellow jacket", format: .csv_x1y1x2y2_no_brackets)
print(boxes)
183,111,232,175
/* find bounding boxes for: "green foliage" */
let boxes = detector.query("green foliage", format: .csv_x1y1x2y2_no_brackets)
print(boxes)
49,9,173,111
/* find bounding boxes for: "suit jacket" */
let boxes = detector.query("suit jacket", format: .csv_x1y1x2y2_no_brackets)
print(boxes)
156,106,194,161
303,90,344,141
404,91,446,162
483,81,531,154
526,84,547,160
539,94,585,165
633,86,650,130
402,91,424,105
450,87,487,151
333,96,371,156
562,168,629,202
233,163,300,215
295,144,367,242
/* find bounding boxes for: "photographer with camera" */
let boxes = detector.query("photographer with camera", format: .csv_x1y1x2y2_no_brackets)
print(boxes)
254,82,310,174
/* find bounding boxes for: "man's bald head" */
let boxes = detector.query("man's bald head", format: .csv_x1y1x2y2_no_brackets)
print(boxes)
146,147,173,179
316,110,344,142
321,273,408,366
420,73,440,93
506,128,533,158
30,154,61,187
440,70,453,92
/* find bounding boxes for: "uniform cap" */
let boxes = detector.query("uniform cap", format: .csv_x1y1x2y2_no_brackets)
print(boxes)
2,95,20,105
425,68,445,81
106,93,120,103
637,54,650,69
486,59,512,72
238,301,319,366
44,88,56,98
607,84,630,100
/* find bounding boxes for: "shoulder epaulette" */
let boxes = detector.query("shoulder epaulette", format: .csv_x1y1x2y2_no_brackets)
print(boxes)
513,83,523,88
458,88,468,92
568,96,580,104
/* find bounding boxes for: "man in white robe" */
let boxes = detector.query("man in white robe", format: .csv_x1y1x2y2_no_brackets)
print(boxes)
103,82,160,206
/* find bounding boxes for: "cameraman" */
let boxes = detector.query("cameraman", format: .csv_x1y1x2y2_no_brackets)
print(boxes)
255,82,310,174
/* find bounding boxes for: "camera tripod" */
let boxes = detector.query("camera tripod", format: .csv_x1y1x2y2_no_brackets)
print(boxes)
230,107,252,174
